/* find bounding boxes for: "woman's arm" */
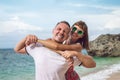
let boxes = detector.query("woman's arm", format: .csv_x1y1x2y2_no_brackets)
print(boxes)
62,51,96,68
38,39,95,67
38,39,82,51
38,39,96,67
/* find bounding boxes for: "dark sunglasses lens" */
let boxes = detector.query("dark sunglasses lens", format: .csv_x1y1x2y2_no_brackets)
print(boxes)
72,27,77,32
78,31,83,35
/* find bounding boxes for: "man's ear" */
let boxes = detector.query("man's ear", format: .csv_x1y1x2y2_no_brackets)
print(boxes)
52,28,55,33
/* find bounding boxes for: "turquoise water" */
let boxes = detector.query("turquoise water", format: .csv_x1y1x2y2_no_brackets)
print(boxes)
0,49,35,80
75,56,120,77
0,49,120,80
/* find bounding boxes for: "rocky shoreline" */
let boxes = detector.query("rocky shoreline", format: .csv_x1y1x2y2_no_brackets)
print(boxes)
88,34,120,57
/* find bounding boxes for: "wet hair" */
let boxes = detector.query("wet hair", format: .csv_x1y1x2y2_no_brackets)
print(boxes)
72,20,89,50
56,21,70,28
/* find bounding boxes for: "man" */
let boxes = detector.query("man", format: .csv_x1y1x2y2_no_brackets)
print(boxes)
14,21,95,80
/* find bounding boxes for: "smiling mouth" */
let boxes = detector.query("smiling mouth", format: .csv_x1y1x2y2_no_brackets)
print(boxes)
57,35,64,39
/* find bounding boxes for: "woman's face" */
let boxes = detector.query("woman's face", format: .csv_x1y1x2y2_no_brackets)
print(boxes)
71,25,84,41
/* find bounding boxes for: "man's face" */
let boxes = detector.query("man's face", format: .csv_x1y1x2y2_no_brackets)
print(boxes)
52,23,70,43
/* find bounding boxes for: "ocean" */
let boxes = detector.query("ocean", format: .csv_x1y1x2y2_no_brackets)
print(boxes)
0,49,120,80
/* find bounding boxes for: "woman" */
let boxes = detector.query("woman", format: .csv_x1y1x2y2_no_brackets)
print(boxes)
38,20,96,80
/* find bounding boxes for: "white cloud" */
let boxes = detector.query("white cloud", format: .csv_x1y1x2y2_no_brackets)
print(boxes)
77,13,120,40
11,12,40,18
104,17,120,30
111,9,120,16
65,2,118,11
66,3,86,7
0,16,43,35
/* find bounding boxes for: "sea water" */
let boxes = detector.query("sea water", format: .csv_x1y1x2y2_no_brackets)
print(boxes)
76,55,120,80
0,49,35,80
0,49,120,80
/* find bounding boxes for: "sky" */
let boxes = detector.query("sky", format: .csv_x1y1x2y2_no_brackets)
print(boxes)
0,0,120,48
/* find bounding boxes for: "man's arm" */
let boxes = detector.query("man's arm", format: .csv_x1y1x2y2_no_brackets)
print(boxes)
14,37,27,54
38,39,82,51
14,35,38,54
62,50,96,68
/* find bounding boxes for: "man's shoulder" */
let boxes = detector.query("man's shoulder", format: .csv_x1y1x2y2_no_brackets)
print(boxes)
26,43,43,50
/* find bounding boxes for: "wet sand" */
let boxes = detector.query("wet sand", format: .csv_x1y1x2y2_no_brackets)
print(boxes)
106,71,120,80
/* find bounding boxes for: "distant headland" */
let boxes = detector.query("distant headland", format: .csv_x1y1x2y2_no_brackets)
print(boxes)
88,33,120,57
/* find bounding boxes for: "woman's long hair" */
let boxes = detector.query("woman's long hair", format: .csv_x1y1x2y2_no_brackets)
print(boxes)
71,20,89,50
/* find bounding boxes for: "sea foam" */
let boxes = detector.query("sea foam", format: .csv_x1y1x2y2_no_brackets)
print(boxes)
81,63,120,80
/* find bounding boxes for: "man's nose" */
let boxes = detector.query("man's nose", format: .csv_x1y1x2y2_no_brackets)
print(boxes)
59,30,64,34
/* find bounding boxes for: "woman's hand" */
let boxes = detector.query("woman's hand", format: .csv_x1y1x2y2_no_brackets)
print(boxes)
14,34,38,53
61,51,77,59
25,35,38,46
61,51,75,67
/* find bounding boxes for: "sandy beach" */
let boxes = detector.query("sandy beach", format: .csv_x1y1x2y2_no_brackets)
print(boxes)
106,71,120,80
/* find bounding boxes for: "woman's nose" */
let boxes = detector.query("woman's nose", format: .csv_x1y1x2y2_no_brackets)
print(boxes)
74,30,78,34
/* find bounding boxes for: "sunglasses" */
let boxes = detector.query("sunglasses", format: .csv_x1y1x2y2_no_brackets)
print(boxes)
72,26,84,36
